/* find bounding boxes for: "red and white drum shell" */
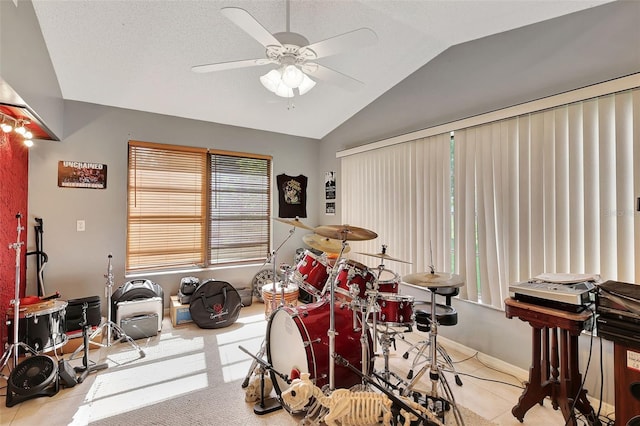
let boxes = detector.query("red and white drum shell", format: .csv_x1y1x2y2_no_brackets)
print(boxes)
266,298,373,411
261,282,299,319
374,293,414,327
293,250,330,297
334,259,376,301
375,269,400,294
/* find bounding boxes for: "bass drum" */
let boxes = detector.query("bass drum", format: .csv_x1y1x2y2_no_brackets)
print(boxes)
266,298,373,412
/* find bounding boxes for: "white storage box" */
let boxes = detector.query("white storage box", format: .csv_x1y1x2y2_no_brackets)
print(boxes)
116,297,163,332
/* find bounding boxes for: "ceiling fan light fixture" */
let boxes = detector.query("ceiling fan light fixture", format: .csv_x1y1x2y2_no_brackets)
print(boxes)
260,69,282,93
298,73,316,95
1,121,12,133
274,82,294,98
282,64,304,88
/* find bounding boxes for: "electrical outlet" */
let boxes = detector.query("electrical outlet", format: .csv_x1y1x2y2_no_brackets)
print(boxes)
76,220,85,232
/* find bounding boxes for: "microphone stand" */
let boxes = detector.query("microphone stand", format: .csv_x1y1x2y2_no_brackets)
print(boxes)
0,213,38,377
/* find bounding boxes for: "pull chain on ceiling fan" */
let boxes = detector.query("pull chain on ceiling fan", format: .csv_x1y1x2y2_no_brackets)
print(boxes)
191,0,377,98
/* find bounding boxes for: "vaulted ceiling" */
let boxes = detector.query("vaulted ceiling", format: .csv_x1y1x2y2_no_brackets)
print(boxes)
32,0,617,139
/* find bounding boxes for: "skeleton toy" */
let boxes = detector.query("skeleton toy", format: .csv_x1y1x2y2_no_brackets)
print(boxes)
244,368,273,403
281,373,393,426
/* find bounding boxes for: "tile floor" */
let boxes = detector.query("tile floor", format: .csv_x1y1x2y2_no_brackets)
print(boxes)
1,302,615,425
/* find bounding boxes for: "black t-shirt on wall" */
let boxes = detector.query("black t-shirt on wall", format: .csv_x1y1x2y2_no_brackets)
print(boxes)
277,174,307,218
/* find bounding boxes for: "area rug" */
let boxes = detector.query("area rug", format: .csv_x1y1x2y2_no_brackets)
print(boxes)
79,304,496,425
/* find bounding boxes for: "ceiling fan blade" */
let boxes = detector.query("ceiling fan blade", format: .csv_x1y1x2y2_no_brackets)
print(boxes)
221,7,283,49
303,28,377,60
192,58,273,73
306,63,364,92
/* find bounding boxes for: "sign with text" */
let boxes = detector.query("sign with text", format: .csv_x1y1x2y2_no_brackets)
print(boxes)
58,161,107,189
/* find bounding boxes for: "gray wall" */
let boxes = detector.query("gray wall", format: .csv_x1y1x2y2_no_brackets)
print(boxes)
27,100,320,304
314,0,640,406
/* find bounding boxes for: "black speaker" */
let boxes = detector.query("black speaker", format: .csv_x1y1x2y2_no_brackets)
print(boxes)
630,381,640,401
627,415,640,426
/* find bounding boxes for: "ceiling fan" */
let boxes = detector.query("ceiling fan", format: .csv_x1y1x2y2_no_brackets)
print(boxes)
191,2,377,98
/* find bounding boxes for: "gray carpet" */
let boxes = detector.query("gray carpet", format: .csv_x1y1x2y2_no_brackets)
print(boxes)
86,304,496,425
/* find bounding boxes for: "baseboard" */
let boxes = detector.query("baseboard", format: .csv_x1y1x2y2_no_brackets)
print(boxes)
435,335,616,418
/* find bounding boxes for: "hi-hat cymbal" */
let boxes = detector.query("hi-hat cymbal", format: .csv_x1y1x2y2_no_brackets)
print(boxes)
356,251,411,264
403,271,464,288
314,224,378,241
303,234,350,254
273,217,314,231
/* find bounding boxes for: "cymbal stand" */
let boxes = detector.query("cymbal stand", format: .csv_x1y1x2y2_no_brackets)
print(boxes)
402,286,464,425
1,213,38,377
322,237,350,390
70,254,145,360
243,225,296,388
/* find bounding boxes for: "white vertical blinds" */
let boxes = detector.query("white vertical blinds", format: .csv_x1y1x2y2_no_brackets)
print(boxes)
341,134,451,280
340,86,639,310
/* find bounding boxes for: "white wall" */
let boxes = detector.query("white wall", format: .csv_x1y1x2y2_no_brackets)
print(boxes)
27,100,321,305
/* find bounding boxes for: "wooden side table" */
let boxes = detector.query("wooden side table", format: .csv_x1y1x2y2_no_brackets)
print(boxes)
504,298,600,426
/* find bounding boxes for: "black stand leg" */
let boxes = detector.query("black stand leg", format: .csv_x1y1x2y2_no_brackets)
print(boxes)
253,367,282,415
74,303,108,383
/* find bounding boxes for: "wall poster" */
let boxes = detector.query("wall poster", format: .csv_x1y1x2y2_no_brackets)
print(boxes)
58,161,107,189
325,171,336,200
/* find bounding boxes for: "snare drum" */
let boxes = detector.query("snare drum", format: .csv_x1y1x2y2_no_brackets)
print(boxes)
293,250,330,297
335,259,376,301
375,269,400,293
374,293,414,327
266,298,373,412
261,282,299,319
7,300,68,353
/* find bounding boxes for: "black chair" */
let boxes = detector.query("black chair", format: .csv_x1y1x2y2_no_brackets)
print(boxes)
402,286,463,386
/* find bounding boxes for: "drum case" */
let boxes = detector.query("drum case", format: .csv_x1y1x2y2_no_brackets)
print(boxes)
120,314,159,340
189,280,242,329
65,295,101,333
116,297,163,332
111,279,164,323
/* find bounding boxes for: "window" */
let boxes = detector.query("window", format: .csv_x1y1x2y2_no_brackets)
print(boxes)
340,84,640,310
127,141,271,273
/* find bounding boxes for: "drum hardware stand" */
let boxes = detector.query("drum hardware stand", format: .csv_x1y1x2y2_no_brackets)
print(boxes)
239,345,288,415
401,285,465,426
1,213,39,378
333,354,435,425
71,254,145,360
73,302,108,383
244,223,298,388
323,238,350,390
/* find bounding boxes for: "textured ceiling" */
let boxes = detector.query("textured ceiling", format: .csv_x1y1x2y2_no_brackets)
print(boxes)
31,0,613,139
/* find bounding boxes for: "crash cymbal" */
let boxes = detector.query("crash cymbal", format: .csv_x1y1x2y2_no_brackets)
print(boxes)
356,251,411,264
403,271,464,288
273,217,314,231
314,224,378,241
303,234,350,254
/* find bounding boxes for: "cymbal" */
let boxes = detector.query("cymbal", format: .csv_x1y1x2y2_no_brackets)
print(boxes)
314,224,378,241
403,271,464,288
303,234,350,254
356,251,411,264
273,217,314,231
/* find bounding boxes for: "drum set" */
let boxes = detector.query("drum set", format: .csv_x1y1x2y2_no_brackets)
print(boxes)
245,218,466,425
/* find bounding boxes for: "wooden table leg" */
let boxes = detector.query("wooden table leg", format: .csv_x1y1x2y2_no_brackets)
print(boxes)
512,325,551,421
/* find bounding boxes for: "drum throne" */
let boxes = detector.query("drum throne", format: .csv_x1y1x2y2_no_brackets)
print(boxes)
402,287,463,386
